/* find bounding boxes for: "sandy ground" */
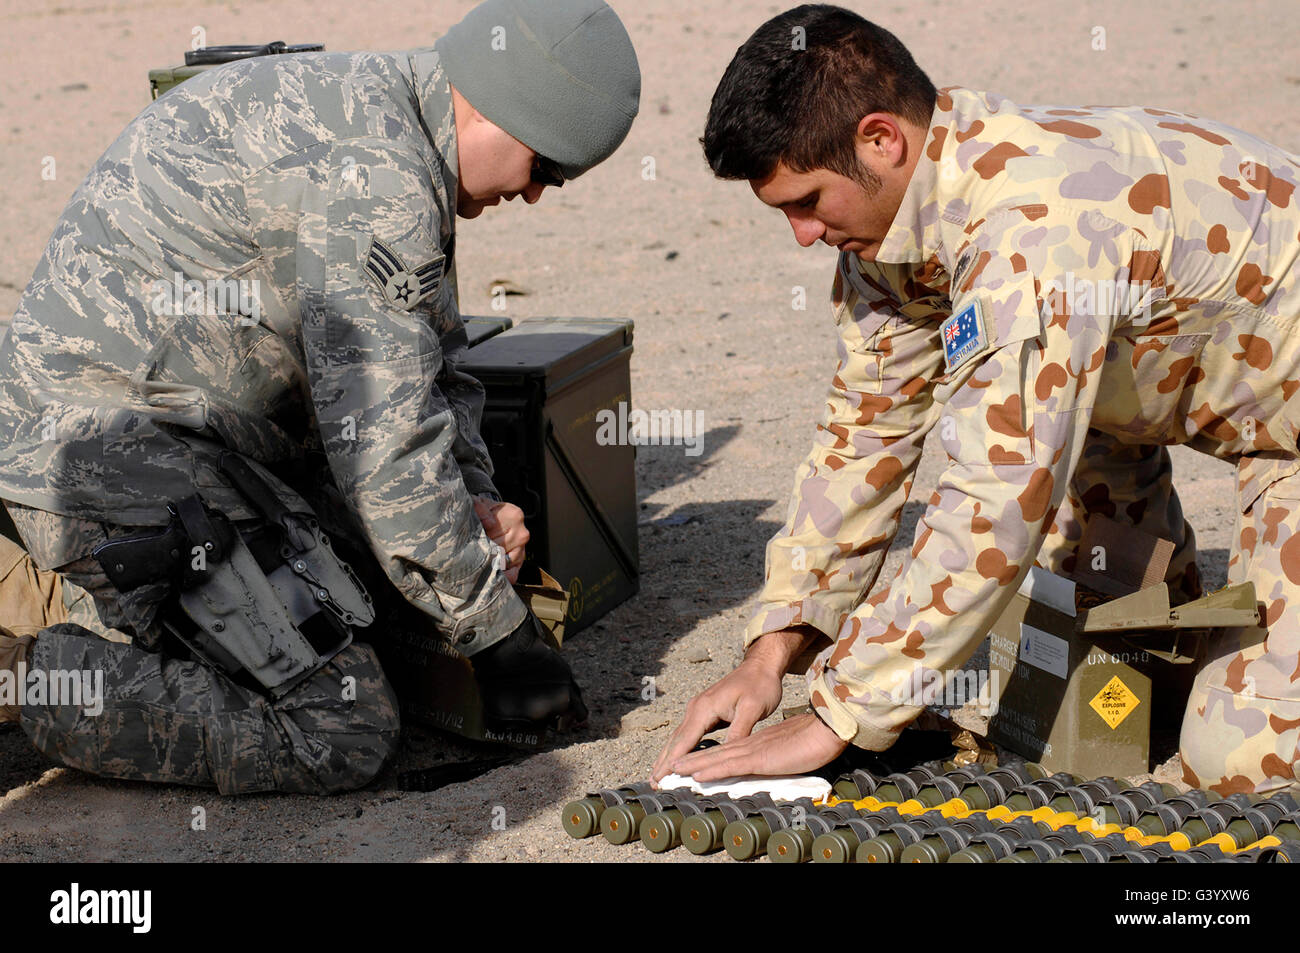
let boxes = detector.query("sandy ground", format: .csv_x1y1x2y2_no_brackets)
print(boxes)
1,0,1297,861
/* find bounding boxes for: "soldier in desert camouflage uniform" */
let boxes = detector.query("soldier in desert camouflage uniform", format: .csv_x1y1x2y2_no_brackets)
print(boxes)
657,4,1300,795
0,0,640,793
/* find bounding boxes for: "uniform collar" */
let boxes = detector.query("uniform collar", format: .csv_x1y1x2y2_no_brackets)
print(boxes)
872,123,941,265
409,48,459,220
871,87,982,269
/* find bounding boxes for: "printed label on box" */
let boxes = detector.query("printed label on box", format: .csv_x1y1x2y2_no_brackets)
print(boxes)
1019,624,1068,679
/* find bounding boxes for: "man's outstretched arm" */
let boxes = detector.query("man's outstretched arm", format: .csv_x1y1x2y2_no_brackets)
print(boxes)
654,256,948,779
745,257,949,663
677,205,1146,778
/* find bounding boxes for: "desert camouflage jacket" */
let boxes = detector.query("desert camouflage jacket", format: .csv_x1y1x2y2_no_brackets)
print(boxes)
744,87,1300,747
0,49,526,651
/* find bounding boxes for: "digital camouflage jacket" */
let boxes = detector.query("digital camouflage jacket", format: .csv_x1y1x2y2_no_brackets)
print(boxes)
0,50,526,652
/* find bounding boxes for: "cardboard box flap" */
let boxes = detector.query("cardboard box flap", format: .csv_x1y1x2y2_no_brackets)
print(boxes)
1018,566,1077,617
1069,515,1174,598
1081,582,1258,633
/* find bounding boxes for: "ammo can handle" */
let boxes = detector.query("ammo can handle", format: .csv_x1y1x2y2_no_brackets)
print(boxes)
185,42,323,66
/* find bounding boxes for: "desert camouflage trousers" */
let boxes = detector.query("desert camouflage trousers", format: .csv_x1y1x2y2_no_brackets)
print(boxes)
1178,467,1300,796
1039,433,1300,795
0,511,400,795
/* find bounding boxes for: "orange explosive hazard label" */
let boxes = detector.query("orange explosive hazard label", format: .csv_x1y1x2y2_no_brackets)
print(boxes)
1089,675,1141,729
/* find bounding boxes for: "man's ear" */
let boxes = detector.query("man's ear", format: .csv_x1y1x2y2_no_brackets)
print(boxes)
855,113,907,167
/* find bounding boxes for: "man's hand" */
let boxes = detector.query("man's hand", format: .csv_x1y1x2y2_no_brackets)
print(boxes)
473,496,528,583
650,627,816,782
665,712,848,782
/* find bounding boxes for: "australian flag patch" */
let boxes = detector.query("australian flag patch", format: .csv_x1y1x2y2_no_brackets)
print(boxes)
940,299,988,372
364,237,443,311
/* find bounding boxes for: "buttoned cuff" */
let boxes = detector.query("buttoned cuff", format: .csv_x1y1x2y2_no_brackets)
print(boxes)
399,560,528,656
446,575,527,656
807,670,906,751
743,601,838,673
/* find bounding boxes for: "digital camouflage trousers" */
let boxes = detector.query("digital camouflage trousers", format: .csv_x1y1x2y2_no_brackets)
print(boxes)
0,510,399,795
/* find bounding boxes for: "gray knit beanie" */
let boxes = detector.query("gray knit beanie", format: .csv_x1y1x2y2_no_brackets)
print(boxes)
435,0,640,180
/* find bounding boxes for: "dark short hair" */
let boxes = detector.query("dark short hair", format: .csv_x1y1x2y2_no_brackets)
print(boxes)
702,5,936,184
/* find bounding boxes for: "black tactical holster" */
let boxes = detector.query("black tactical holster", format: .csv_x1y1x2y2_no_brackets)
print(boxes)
93,453,375,697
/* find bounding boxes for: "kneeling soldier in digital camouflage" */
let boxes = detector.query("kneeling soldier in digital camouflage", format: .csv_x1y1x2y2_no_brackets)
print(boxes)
0,0,640,794
655,4,1300,795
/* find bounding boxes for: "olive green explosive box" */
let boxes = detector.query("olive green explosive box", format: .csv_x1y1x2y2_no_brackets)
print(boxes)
986,518,1258,779
462,317,640,634
377,318,638,745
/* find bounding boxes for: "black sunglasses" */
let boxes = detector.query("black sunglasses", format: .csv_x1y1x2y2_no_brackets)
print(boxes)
531,154,565,188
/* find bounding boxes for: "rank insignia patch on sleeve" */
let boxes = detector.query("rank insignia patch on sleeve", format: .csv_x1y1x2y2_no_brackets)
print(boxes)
364,237,444,311
940,299,989,372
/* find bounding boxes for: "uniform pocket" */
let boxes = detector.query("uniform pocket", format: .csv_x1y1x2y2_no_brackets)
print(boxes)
937,337,1041,469
92,705,215,786
844,315,894,395
129,256,283,428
